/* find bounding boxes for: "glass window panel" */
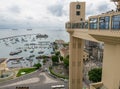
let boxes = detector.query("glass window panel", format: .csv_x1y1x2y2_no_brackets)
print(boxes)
89,18,98,29
112,15,120,30
99,16,110,30
76,5,80,9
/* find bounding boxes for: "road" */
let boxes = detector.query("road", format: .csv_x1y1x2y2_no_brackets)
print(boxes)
0,70,68,89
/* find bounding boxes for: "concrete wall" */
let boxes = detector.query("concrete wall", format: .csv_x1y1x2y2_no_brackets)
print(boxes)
102,43,120,89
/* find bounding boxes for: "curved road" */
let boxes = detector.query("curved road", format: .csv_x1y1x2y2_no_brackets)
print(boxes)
0,70,68,89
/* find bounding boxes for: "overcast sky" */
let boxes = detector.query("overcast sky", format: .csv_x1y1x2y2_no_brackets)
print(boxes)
0,0,116,29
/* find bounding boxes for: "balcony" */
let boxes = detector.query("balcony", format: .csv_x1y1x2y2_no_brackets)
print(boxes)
66,21,120,44
65,22,88,29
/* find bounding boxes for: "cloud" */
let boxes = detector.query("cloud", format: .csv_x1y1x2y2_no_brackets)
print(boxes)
25,16,34,20
97,2,110,13
0,0,116,29
86,0,115,18
47,4,65,17
8,5,21,14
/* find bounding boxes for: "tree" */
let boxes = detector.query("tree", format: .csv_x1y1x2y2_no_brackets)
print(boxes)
55,51,60,56
88,68,102,83
53,42,58,50
63,58,69,68
43,59,46,64
63,43,69,47
60,56,63,61
52,55,59,63
66,55,69,59
33,63,41,69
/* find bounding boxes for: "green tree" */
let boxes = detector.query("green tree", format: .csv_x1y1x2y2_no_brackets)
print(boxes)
60,56,63,61
55,45,58,50
52,55,59,63
88,68,102,83
43,59,46,64
53,42,58,50
63,43,69,47
66,55,69,59
33,63,42,69
55,51,60,56
63,58,69,68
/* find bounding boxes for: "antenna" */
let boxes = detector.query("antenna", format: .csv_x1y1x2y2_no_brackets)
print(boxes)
111,0,120,11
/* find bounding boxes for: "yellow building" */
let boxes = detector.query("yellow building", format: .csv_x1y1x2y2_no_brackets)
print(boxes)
55,40,65,44
0,58,7,76
83,50,89,61
66,0,120,89
60,47,69,58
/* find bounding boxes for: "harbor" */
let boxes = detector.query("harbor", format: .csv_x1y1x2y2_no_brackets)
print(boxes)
0,32,54,68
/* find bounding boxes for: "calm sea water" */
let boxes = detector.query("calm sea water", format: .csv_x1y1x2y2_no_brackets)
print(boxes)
0,28,69,68
0,28,69,42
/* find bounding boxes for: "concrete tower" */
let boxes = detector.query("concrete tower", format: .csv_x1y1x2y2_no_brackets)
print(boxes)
68,2,86,89
70,2,85,22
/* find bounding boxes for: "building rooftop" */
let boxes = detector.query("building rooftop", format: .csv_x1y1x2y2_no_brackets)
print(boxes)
60,47,69,57
55,40,65,44
0,58,6,64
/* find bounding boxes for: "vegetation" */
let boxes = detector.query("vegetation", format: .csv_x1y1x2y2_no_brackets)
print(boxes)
42,55,47,59
49,67,68,79
88,68,102,83
16,68,37,77
55,51,60,56
63,58,69,68
63,43,69,47
43,59,46,64
33,63,42,69
55,45,58,50
60,56,63,61
53,42,58,50
63,55,69,68
66,55,69,59
51,55,59,64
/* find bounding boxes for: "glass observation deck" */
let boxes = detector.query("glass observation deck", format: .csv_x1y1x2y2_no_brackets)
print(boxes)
66,12,120,30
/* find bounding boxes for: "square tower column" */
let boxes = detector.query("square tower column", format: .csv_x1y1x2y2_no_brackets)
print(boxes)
69,33,84,89
102,43,120,89
70,2,85,23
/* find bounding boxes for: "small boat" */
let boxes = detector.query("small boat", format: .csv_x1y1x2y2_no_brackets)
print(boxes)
11,61,19,64
12,29,18,30
38,51,44,54
29,54,35,58
27,29,32,31
9,50,22,55
30,50,34,53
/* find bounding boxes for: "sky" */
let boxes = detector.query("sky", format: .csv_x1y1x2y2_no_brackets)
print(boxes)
0,0,116,29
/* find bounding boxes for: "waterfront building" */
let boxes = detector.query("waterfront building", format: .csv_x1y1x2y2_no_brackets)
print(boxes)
83,50,89,61
60,47,69,58
66,1,120,89
55,40,65,45
0,58,7,76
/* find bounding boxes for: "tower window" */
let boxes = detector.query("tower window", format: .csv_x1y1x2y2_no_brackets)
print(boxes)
76,5,80,9
80,18,83,21
76,11,80,15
